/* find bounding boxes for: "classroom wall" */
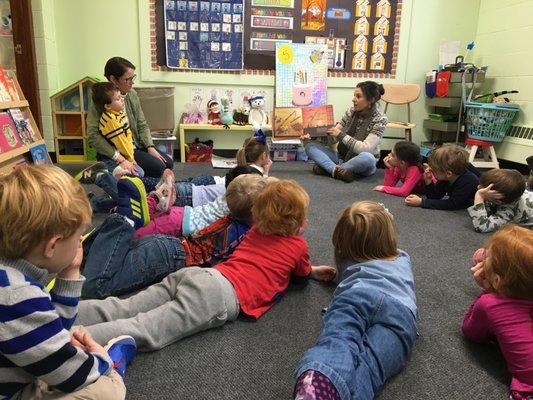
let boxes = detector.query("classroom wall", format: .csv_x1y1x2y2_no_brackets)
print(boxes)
473,0,533,164
37,0,483,156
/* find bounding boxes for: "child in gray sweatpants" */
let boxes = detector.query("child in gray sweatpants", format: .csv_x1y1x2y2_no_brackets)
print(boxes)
75,179,336,351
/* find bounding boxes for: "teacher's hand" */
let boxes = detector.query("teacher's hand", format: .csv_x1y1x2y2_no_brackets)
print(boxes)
147,146,166,163
326,126,341,137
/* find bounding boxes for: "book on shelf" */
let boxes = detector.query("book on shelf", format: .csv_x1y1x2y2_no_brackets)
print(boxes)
8,108,36,145
0,68,20,102
0,111,23,153
274,105,334,138
11,158,29,169
30,143,52,165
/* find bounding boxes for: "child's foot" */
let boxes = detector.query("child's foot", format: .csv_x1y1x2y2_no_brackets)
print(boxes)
74,162,108,184
105,335,137,378
116,176,150,229
153,169,176,213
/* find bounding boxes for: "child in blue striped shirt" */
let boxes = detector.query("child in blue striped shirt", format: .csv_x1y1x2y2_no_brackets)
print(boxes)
0,166,135,400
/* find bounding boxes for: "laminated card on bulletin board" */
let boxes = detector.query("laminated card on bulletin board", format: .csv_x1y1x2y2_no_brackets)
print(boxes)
164,0,244,70
275,43,328,108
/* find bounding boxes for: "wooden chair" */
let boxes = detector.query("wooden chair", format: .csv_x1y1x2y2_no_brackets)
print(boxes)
381,83,421,142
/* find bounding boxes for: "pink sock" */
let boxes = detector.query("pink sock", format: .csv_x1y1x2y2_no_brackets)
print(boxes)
294,370,340,400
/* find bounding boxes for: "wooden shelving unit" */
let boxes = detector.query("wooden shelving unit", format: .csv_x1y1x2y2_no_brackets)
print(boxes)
0,72,46,175
51,77,99,163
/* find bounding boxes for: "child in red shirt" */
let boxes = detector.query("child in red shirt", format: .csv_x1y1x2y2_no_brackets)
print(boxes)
76,179,336,351
462,225,533,400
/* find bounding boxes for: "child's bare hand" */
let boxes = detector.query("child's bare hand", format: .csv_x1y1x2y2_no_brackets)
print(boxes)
383,154,393,169
422,163,433,184
311,265,337,282
405,195,422,207
472,248,486,266
373,185,384,192
71,330,107,356
471,262,492,291
263,158,273,176
57,243,83,280
476,184,505,204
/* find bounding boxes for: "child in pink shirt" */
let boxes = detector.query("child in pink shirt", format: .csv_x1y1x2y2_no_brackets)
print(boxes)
374,141,425,197
462,225,533,400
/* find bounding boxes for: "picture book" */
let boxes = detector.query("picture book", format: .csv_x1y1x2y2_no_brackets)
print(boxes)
274,104,334,138
211,155,238,169
0,111,23,153
8,108,36,145
0,68,19,101
30,143,53,165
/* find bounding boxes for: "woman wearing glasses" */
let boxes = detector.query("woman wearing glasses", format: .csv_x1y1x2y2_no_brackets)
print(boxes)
87,57,173,178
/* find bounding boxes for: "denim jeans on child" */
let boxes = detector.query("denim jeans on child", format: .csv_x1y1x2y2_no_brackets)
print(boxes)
81,213,186,299
305,142,377,177
295,287,417,400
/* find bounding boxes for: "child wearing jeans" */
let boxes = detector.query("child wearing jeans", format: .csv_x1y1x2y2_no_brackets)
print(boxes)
0,166,136,400
91,82,144,179
467,168,533,232
373,140,425,197
75,180,336,351
462,225,533,400
80,174,269,299
294,201,418,400
405,143,480,210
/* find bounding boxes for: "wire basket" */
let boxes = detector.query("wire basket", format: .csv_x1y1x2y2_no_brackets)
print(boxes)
464,102,519,142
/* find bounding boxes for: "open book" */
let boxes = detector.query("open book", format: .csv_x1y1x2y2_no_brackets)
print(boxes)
211,155,238,169
274,105,334,138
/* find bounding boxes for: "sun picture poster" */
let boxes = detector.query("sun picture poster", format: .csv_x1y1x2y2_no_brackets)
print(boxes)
301,0,326,31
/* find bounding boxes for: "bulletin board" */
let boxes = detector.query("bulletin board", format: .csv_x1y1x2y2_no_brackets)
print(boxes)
153,0,403,78
163,0,244,70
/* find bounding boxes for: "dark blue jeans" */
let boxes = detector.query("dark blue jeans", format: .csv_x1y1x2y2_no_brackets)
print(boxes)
81,213,186,299
295,287,417,400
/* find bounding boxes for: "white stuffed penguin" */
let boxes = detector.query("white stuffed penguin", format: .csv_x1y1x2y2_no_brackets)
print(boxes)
248,95,271,131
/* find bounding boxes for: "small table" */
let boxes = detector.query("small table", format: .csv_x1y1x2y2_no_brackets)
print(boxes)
178,122,253,162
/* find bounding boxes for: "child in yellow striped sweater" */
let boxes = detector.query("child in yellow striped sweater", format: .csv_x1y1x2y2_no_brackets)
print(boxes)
92,82,144,178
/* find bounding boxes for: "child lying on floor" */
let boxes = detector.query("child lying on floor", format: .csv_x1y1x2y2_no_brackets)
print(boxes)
80,174,269,299
75,179,336,351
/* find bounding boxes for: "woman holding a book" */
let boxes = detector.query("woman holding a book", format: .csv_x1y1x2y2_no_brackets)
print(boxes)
86,57,173,178
303,81,387,183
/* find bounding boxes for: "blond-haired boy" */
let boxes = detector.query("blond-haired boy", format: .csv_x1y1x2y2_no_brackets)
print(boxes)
0,166,135,400
405,144,480,210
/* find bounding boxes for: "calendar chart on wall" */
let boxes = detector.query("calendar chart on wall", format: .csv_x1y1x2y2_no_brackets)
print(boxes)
164,0,244,70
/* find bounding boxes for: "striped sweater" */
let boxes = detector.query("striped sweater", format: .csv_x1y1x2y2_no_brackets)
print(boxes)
0,258,112,399
99,110,135,162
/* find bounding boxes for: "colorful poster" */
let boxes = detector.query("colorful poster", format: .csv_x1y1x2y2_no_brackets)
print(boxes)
251,0,294,7
300,0,326,31
164,0,244,70
275,43,328,107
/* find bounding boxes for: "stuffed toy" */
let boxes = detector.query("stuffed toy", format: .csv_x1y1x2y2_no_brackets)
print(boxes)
207,100,222,125
233,105,250,125
219,97,234,128
248,95,271,131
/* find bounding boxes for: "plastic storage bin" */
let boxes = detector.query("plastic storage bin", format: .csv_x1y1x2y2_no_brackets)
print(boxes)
464,102,519,142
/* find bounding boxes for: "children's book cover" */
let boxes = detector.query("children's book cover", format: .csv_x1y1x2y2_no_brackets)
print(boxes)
0,111,22,152
302,105,334,136
275,43,328,108
30,143,53,165
8,108,36,144
274,107,304,138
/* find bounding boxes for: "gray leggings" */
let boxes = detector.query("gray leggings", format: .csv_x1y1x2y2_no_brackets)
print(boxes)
76,267,239,351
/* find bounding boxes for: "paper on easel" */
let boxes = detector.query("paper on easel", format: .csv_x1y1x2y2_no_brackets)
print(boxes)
439,41,460,66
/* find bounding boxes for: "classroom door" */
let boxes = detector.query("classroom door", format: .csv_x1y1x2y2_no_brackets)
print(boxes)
5,0,42,131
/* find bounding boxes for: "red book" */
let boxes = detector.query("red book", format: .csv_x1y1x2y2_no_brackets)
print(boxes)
0,111,23,152
0,68,19,101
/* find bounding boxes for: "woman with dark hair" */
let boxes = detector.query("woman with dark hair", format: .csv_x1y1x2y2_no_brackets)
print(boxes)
304,81,388,183
86,57,174,178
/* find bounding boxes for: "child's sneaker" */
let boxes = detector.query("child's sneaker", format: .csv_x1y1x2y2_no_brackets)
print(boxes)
74,162,108,184
104,335,137,378
153,169,176,213
116,176,150,229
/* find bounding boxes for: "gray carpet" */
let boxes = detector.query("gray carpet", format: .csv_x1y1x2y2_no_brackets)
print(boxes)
84,162,508,400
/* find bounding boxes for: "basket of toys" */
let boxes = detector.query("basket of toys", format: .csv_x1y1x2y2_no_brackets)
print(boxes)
185,138,213,162
464,102,519,142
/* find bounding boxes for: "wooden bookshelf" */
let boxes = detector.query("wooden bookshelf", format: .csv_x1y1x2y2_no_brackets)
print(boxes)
0,71,46,175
